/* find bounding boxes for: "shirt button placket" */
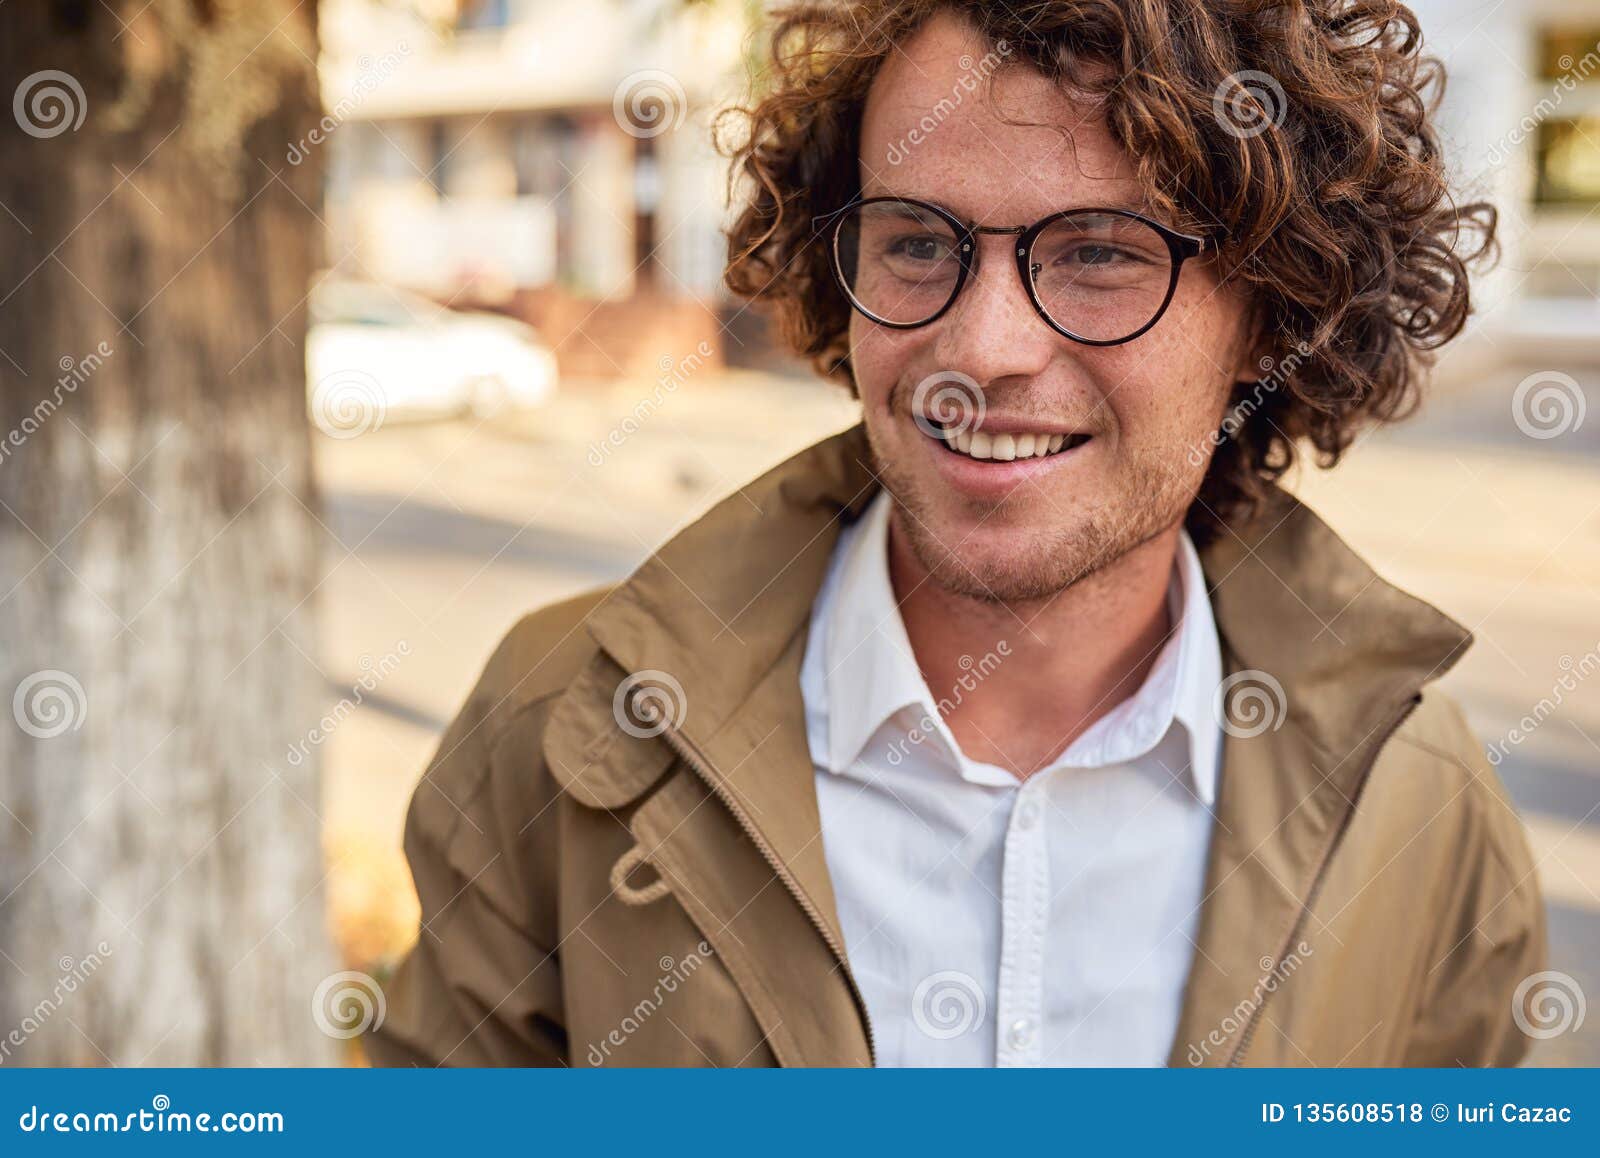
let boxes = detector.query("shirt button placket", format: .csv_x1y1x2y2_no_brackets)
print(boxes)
995,778,1049,1067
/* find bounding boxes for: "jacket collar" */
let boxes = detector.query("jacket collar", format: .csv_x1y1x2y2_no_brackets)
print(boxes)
810,487,1224,804
543,422,1473,1065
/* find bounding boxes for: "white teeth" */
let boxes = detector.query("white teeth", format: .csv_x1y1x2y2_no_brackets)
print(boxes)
936,426,1086,461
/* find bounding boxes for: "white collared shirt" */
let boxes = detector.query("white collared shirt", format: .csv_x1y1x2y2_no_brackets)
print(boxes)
800,491,1223,1066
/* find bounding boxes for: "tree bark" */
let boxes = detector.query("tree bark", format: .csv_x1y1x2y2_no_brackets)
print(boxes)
0,0,334,1064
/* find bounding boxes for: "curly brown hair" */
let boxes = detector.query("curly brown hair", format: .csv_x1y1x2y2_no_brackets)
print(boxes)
718,0,1495,543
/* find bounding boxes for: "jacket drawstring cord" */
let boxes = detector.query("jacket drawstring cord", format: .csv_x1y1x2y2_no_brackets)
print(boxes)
609,841,671,906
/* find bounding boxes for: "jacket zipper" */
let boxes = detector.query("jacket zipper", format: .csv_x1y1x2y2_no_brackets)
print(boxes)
1225,694,1421,1066
655,723,878,1066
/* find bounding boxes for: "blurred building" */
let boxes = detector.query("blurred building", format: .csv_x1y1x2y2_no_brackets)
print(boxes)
316,0,748,378
312,0,1600,382
1415,0,1600,373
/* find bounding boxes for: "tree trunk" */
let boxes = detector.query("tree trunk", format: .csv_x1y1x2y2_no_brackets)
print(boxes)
0,0,334,1064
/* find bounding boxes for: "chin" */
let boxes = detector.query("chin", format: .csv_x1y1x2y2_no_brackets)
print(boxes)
895,500,1115,604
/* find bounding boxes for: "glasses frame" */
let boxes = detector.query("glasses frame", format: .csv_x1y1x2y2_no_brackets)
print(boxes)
812,195,1214,347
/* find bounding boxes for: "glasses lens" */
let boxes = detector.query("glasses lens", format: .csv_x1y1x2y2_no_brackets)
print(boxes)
1027,212,1176,342
833,201,963,326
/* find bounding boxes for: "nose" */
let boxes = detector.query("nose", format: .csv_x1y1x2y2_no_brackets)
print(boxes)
930,233,1056,387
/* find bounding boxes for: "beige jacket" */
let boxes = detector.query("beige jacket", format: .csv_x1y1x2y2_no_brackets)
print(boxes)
366,425,1546,1067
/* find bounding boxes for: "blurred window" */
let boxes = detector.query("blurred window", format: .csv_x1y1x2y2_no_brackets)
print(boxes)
1537,28,1600,81
1533,29,1600,209
456,0,511,31
1535,117,1600,206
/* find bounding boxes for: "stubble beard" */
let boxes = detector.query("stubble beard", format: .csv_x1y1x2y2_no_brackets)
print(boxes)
868,422,1192,607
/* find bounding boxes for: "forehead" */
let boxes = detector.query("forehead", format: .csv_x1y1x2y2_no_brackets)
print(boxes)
858,12,1145,221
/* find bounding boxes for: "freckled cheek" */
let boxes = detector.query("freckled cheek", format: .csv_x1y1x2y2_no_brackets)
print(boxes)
849,321,926,415
1081,338,1225,451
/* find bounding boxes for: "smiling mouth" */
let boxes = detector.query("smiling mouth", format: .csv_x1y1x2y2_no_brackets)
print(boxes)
928,422,1093,462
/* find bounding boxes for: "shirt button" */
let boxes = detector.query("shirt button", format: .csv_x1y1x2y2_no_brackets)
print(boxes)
1008,1018,1035,1049
1015,800,1041,830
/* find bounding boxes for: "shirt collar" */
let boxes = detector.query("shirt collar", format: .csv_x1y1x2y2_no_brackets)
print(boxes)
820,491,1222,805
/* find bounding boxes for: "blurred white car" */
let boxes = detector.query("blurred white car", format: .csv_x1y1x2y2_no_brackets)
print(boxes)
306,279,557,429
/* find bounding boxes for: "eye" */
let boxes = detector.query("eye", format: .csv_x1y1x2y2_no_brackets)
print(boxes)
1062,244,1130,267
891,234,955,262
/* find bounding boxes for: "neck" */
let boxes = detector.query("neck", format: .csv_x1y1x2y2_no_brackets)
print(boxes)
888,513,1180,780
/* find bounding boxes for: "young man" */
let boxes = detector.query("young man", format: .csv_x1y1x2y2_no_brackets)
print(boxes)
368,0,1545,1067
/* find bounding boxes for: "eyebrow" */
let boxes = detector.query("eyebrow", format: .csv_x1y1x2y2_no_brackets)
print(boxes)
862,192,1158,227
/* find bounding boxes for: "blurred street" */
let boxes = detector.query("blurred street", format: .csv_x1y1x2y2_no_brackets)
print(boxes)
313,365,1600,1066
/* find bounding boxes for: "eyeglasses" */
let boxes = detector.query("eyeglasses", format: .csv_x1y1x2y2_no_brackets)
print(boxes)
812,196,1213,346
